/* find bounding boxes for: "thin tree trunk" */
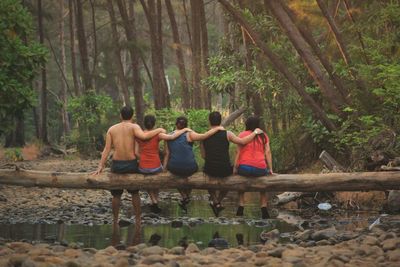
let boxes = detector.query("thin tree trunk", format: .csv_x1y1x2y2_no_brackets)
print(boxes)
75,0,92,91
218,0,336,131
60,0,71,138
106,0,131,106
342,0,370,65
156,0,170,108
265,0,347,115
128,0,145,124
89,0,98,90
68,0,80,96
165,0,190,110
38,0,48,144
199,0,211,109
190,0,203,109
182,0,192,51
281,2,349,102
116,0,144,125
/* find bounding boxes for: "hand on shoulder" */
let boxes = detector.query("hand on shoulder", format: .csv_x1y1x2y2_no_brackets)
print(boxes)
254,128,263,135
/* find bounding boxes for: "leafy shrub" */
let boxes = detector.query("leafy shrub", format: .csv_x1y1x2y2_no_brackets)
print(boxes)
67,91,114,155
4,148,23,161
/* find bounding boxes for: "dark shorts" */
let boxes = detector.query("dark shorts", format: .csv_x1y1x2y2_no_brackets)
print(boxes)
237,164,270,177
204,165,233,178
110,159,139,197
167,164,198,177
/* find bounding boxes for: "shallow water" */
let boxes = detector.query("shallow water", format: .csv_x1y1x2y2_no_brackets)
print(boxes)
0,190,381,249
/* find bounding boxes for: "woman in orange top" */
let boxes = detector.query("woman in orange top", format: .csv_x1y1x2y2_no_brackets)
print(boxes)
234,116,273,219
136,115,189,213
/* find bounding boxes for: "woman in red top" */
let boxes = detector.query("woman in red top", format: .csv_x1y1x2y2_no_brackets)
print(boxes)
234,116,273,219
136,115,189,213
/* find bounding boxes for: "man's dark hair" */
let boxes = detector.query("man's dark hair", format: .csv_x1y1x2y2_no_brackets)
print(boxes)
176,116,188,130
245,116,260,131
144,115,156,130
120,106,134,120
208,111,222,126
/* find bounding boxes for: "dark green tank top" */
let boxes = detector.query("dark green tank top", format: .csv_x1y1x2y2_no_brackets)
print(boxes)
203,130,233,177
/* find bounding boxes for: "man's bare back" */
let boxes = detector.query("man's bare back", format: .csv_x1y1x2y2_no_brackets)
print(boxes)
107,122,137,161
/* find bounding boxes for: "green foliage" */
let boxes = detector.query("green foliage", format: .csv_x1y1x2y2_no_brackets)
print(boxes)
187,109,209,133
151,109,182,132
3,147,23,161
67,91,114,154
0,0,46,135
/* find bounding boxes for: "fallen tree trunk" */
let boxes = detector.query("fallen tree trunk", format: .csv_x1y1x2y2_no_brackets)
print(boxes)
0,169,400,192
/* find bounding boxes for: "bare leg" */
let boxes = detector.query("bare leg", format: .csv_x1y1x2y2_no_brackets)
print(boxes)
208,189,218,203
238,192,245,206
111,221,121,246
131,191,142,226
112,195,121,224
148,190,158,204
260,192,268,208
217,190,228,203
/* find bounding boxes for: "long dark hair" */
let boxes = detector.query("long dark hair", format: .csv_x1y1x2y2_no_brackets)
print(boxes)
176,116,188,130
245,116,266,147
144,115,156,130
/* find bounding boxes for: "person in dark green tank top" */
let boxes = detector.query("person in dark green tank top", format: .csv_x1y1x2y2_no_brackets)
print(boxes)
201,111,263,217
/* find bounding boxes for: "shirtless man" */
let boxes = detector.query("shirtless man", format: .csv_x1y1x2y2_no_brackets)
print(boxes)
93,106,165,226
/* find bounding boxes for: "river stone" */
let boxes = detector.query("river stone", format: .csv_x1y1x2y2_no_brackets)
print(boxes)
126,243,147,253
208,238,229,250
387,249,400,261
260,229,280,242
200,247,218,255
171,220,183,228
51,245,66,253
169,246,185,255
311,227,337,241
268,247,285,258
64,261,80,267
141,246,164,256
381,238,400,251
8,254,28,267
8,242,33,253
388,190,400,213
362,236,379,246
295,230,313,241
115,258,129,267
141,255,167,265
281,247,305,262
21,259,37,267
186,243,200,253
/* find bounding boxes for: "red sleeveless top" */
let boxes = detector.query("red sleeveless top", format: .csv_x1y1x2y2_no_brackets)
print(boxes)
236,131,269,169
137,135,161,169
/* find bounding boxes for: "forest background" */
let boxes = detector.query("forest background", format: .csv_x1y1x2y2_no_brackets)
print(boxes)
1,0,399,172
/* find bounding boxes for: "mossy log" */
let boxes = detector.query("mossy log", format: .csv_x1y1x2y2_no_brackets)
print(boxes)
0,168,400,192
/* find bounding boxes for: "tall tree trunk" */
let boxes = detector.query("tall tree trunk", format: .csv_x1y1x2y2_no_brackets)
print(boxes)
75,0,92,91
165,0,190,110
140,0,169,109
128,0,145,124
218,0,336,131
89,0,98,91
68,0,80,96
265,0,348,115
38,0,48,144
116,0,144,125
199,0,211,109
281,2,349,102
60,0,71,138
156,0,170,108
190,0,203,109
106,0,131,106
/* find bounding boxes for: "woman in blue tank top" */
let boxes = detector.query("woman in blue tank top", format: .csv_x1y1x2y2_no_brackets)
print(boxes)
164,116,223,212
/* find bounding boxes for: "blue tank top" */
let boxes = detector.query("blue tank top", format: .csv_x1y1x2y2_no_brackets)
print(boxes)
167,132,198,174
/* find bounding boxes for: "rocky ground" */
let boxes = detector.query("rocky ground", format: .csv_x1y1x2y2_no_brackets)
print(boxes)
1,158,400,266
1,217,400,267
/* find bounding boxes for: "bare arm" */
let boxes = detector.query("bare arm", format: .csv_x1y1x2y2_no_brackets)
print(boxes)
133,124,166,140
227,129,261,145
200,142,205,159
233,145,241,174
189,126,224,141
134,141,140,158
163,141,169,171
93,131,112,175
265,142,274,174
158,128,190,141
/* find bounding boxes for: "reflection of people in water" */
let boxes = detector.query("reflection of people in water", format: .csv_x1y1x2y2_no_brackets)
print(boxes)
236,233,244,246
111,222,142,247
148,233,162,246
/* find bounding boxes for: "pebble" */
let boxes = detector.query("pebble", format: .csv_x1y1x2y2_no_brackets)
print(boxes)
141,246,164,256
185,243,200,253
311,227,337,241
141,254,167,265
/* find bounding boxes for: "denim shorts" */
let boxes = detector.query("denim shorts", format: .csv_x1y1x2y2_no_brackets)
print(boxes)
237,164,270,177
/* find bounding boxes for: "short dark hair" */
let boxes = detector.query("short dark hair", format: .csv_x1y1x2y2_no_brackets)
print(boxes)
208,111,222,126
144,115,156,130
175,116,188,130
120,106,134,120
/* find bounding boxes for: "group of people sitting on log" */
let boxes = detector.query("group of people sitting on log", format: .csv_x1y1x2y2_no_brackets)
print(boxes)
94,106,274,225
